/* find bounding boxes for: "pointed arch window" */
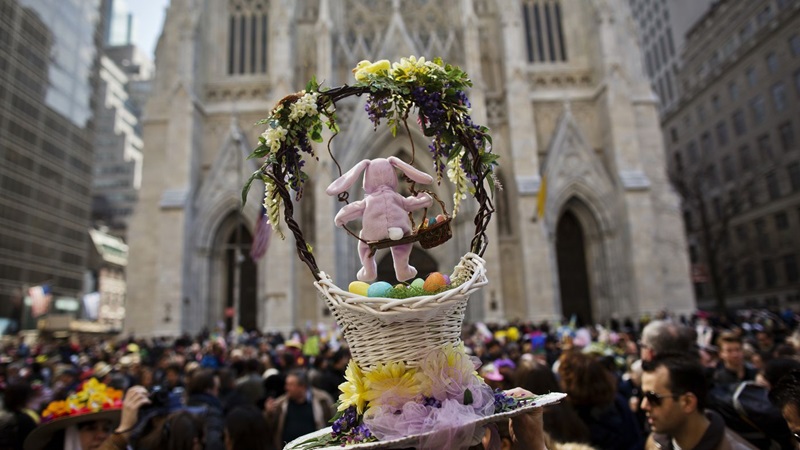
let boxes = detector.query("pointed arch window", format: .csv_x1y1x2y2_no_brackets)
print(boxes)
521,0,567,63
228,1,269,75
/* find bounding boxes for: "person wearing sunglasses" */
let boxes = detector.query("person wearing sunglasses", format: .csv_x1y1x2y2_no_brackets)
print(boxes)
769,369,800,449
641,353,756,450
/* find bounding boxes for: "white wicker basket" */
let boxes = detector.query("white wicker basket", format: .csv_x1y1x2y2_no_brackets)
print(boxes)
315,252,488,370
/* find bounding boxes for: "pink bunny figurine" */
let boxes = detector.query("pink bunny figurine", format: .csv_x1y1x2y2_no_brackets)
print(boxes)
326,156,433,282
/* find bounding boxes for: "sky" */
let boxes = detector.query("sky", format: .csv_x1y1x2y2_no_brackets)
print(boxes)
128,0,170,58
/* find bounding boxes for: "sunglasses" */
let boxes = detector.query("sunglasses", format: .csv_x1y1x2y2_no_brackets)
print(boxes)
643,390,681,406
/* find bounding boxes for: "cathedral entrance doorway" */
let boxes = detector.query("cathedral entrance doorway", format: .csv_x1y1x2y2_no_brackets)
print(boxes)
376,247,438,285
222,222,257,331
556,209,593,326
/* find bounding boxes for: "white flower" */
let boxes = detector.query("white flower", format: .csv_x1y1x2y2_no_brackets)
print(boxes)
288,91,320,122
263,179,285,239
446,150,468,218
261,126,288,153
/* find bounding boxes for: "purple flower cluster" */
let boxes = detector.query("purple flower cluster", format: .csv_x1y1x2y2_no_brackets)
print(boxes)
412,87,447,131
493,390,517,413
331,406,374,445
365,95,390,129
423,396,443,408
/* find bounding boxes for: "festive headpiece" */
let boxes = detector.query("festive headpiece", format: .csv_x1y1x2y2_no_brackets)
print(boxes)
243,56,564,449
24,379,123,450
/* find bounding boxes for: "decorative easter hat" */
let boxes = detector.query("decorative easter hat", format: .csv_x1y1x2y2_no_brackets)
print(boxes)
24,378,123,450
243,56,564,449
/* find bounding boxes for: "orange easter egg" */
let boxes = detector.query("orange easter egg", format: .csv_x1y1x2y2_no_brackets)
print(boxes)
423,272,447,292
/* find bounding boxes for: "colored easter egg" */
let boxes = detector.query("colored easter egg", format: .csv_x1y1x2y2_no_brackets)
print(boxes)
423,272,448,292
367,281,393,297
435,214,447,223
394,284,405,290
410,278,425,289
442,274,451,285
348,281,370,296
428,217,437,226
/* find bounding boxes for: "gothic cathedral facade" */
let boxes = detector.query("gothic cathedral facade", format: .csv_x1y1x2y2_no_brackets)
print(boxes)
126,0,695,336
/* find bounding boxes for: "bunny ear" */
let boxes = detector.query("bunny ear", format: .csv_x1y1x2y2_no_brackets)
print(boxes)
388,156,434,184
326,159,371,195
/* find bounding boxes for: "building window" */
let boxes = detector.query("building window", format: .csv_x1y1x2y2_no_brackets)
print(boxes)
688,141,699,163
750,95,765,125
712,95,721,112
795,70,800,97
712,196,723,219
772,83,787,111
722,155,735,182
757,5,773,27
728,81,739,101
779,122,795,152
716,121,729,146
701,132,713,152
684,210,693,230
729,189,741,214
786,254,799,283
788,163,800,191
736,224,748,242
766,170,780,200
674,151,684,173
744,262,757,290
747,67,757,87
791,34,800,57
732,110,747,136
763,259,777,287
766,52,779,73
706,165,719,188
758,134,773,161
697,104,706,121
726,266,738,293
227,6,268,75
775,211,789,230
522,0,568,63
739,145,752,171
670,127,679,143
755,218,768,248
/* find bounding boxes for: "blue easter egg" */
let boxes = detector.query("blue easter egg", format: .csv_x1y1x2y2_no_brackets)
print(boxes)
428,217,437,226
367,281,393,297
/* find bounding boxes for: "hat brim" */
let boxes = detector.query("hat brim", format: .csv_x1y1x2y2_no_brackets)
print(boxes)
284,392,566,450
23,409,121,450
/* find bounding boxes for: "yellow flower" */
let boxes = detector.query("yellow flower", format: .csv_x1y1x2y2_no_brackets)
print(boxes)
363,361,421,410
337,360,368,415
353,59,390,82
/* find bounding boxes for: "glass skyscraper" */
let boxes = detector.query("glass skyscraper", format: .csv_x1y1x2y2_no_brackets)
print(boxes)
0,0,103,324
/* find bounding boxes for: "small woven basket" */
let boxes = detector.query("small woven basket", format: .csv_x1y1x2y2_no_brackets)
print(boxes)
315,253,487,370
417,217,452,249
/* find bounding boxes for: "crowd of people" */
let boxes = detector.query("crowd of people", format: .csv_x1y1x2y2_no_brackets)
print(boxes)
1,308,799,450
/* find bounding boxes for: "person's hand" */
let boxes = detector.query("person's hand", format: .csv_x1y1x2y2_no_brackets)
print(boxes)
504,388,546,450
264,397,278,416
115,385,150,436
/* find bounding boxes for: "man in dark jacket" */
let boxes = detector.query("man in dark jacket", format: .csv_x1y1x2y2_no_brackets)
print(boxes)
186,369,225,450
642,353,756,450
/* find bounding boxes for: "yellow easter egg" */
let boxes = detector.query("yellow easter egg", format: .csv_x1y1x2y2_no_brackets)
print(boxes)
348,281,370,296
423,272,447,292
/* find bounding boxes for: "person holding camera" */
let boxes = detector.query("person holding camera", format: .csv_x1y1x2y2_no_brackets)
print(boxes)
99,386,150,450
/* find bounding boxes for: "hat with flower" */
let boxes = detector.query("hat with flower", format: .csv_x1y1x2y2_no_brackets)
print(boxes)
243,56,565,449
23,378,123,450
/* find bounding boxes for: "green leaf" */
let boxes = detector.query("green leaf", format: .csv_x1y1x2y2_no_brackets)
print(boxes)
480,153,500,166
247,144,269,160
241,169,262,206
464,388,473,405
